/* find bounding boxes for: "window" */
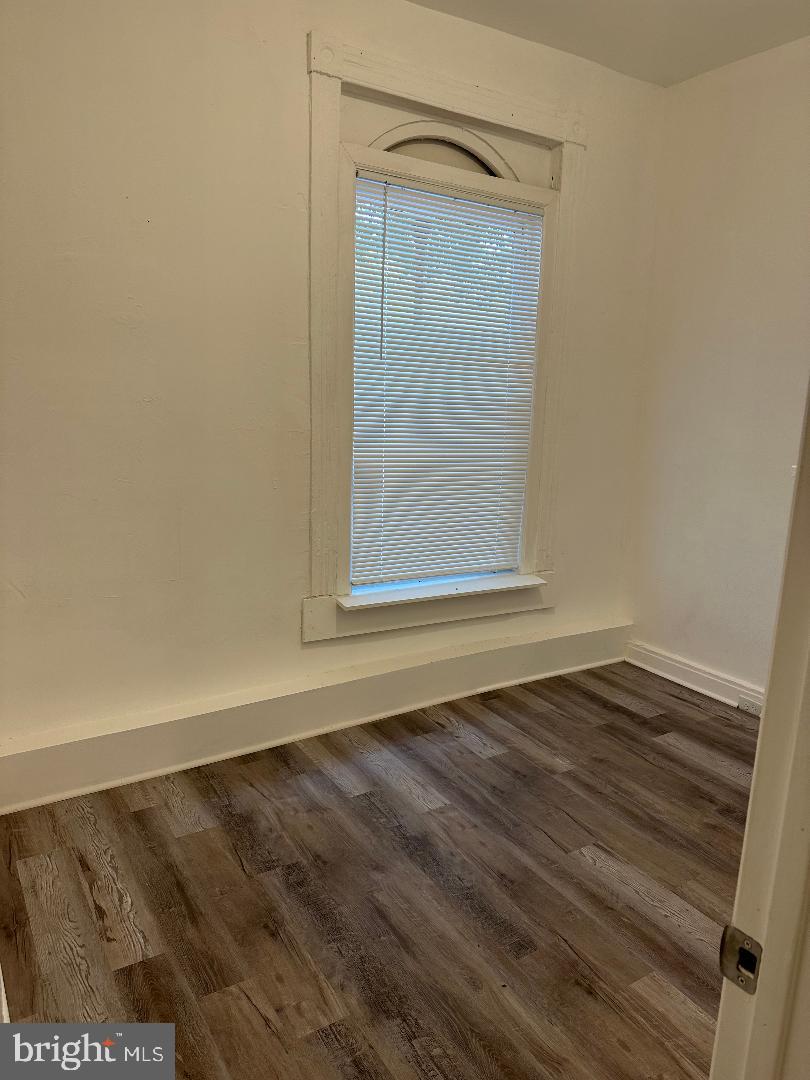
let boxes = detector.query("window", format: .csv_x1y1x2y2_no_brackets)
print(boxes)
350,176,544,595
304,102,575,640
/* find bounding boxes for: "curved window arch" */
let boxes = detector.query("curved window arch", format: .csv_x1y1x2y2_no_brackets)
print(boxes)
387,138,494,175
369,121,519,181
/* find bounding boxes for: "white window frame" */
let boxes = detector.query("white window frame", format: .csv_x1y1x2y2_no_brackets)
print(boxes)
304,32,585,642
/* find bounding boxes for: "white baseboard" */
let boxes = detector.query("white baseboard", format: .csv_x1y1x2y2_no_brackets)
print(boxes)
0,623,629,815
625,640,765,711
0,951,8,1023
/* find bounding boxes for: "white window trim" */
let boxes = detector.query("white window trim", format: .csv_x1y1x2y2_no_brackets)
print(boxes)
337,573,548,611
304,31,585,642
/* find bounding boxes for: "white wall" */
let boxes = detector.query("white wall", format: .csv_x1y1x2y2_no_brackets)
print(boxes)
634,37,810,692
0,0,658,755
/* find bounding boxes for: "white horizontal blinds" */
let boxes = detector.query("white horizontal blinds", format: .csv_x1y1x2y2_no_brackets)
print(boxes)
351,176,542,587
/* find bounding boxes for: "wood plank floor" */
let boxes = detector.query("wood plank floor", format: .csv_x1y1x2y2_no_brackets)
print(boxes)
0,662,757,1080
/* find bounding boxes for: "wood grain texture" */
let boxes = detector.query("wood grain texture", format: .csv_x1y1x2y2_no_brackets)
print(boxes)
0,662,755,1079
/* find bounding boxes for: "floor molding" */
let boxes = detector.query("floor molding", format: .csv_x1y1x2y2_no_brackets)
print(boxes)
0,623,629,815
0,952,8,1023
625,640,765,712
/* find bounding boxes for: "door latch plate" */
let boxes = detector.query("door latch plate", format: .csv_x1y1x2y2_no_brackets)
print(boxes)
720,924,762,995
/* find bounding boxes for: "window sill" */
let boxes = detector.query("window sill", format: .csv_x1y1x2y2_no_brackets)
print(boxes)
302,572,554,642
336,573,547,611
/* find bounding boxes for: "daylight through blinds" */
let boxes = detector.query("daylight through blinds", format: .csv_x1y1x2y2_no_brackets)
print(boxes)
351,176,543,587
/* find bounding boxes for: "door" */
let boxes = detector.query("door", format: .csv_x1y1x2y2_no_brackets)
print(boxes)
710,383,810,1080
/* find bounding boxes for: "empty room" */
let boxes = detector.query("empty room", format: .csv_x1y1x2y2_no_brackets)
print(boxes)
1,1,809,1078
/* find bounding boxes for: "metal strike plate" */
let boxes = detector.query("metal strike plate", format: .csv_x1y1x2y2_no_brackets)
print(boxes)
720,924,762,995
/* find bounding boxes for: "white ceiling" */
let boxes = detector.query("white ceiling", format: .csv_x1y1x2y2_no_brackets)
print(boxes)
406,0,810,85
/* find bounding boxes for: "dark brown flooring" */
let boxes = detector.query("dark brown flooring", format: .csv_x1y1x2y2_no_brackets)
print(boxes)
0,662,758,1080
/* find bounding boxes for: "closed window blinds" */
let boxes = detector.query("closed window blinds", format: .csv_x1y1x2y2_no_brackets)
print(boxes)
351,176,543,588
